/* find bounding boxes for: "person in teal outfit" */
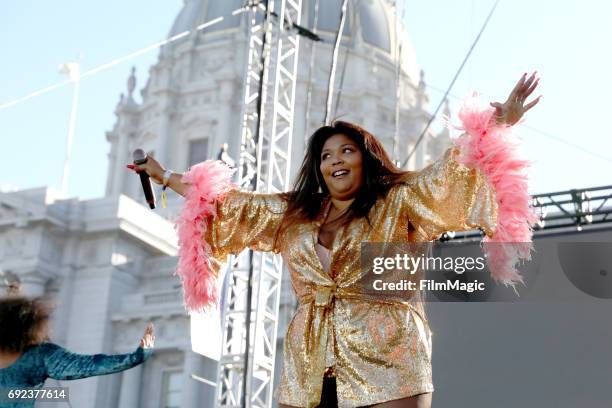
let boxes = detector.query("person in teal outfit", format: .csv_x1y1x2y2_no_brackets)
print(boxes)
0,295,154,407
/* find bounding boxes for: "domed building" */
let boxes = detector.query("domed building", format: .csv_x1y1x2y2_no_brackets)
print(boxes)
1,1,449,407
106,0,449,210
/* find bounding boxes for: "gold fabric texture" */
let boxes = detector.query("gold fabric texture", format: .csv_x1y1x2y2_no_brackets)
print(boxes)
203,147,497,407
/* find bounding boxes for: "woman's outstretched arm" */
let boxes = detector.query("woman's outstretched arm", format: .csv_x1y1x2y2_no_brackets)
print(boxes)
402,72,541,287
44,323,154,381
128,155,287,311
175,161,287,311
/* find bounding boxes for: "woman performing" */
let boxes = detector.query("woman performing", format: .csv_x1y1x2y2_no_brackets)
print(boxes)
0,295,155,408
128,72,540,407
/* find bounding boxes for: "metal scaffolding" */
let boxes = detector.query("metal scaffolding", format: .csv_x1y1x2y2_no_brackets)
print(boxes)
443,184,612,242
532,185,612,232
216,1,302,407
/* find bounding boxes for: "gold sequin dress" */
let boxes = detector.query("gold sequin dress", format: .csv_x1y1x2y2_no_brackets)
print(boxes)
201,147,498,407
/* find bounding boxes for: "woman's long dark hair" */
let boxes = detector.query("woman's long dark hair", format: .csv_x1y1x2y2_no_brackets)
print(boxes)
280,121,412,230
0,296,50,353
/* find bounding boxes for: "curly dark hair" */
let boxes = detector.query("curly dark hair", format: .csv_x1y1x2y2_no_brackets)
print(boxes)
0,297,51,353
280,121,412,230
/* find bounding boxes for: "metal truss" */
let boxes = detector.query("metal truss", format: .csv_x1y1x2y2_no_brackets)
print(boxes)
531,185,612,232
216,1,302,407
443,184,612,242
266,0,301,193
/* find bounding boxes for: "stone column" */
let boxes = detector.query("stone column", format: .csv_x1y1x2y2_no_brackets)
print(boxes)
155,96,173,169
118,364,143,408
362,96,378,132
217,80,235,160
180,349,201,408
111,126,129,197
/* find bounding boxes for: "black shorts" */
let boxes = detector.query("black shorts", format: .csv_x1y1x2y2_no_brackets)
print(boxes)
316,377,338,408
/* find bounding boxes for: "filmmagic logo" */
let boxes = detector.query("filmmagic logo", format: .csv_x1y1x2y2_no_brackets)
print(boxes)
372,278,486,293
361,241,612,302
360,244,491,296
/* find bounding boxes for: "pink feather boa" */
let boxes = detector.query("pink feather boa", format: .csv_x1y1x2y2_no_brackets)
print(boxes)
175,160,236,312
452,93,539,287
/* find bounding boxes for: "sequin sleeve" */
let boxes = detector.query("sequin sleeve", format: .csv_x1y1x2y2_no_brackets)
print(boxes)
402,146,498,240
42,343,152,381
175,160,287,311
204,189,287,258
401,94,538,286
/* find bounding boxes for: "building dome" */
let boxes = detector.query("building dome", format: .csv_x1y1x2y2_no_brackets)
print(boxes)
168,0,243,37
305,0,389,51
169,0,398,52
168,0,420,83
167,0,419,81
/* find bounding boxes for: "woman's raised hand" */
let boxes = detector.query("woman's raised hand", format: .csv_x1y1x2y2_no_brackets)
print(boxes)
126,155,165,185
139,322,155,349
490,71,541,126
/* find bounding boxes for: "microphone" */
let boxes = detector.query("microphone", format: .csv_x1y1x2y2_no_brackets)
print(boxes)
133,149,156,209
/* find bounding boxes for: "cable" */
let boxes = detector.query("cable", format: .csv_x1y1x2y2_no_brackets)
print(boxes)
425,83,612,165
0,3,323,114
393,0,406,162
304,0,321,134
0,79,72,112
522,124,612,164
332,40,351,120
324,0,350,125
402,0,501,167
0,9,248,112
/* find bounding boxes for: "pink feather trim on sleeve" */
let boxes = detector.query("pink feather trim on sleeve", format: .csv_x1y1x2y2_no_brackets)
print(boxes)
175,160,236,312
453,93,539,287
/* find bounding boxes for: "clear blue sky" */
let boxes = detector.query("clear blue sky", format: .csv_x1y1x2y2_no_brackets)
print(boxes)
1,0,610,199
